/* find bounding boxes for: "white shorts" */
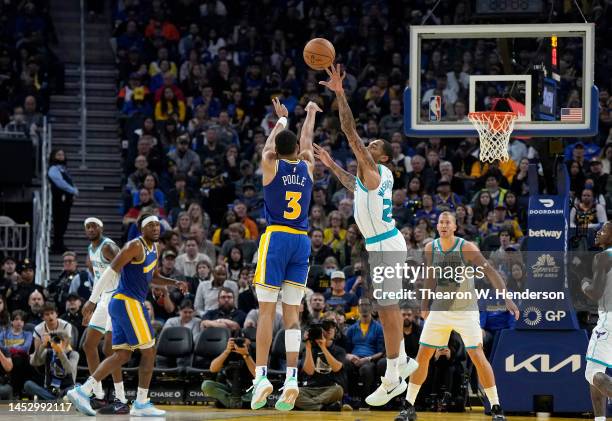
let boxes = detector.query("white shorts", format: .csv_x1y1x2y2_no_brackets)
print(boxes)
586,311,611,367
256,282,304,306
89,290,114,333
366,231,407,308
419,310,483,349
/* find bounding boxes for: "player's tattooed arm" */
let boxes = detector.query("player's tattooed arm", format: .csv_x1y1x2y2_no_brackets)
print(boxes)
314,143,355,192
102,242,120,263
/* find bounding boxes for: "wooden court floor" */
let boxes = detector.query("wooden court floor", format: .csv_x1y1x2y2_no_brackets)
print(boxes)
0,404,589,420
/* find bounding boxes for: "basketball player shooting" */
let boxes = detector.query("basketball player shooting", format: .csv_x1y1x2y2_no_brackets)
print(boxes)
582,221,612,421
318,64,419,406
250,97,321,411
394,212,519,421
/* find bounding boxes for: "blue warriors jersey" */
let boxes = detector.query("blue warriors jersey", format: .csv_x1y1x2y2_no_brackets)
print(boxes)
115,237,157,302
263,159,312,231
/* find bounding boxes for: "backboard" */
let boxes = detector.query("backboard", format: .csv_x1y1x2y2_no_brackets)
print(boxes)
404,23,598,138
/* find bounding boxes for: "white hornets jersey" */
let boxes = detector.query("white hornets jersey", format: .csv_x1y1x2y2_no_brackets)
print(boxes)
601,247,612,314
354,164,400,246
88,237,117,292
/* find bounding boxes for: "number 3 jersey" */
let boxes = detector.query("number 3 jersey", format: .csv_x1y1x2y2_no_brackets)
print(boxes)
355,164,404,251
263,159,312,231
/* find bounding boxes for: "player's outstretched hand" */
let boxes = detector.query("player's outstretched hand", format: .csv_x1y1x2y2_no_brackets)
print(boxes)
319,63,345,93
313,143,334,168
505,298,520,320
272,97,288,119
81,300,96,326
305,101,322,113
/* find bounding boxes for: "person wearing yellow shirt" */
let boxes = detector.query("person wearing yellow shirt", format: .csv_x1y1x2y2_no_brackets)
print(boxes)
470,159,517,183
155,87,186,122
323,211,346,251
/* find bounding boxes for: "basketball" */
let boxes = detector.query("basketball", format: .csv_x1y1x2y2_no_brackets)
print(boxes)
303,38,335,70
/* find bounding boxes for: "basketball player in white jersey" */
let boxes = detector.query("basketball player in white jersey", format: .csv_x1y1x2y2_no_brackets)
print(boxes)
392,212,518,421
318,64,419,406
80,218,129,414
583,221,612,421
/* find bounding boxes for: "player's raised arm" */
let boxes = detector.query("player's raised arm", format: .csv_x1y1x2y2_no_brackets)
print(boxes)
298,101,322,165
262,97,289,159
314,143,355,192
320,64,379,189
462,241,520,320
584,251,611,301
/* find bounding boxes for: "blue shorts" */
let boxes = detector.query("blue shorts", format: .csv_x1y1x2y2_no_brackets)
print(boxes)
109,293,155,350
254,225,311,290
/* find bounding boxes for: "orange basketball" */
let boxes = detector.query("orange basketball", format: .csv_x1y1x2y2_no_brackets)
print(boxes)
303,38,335,70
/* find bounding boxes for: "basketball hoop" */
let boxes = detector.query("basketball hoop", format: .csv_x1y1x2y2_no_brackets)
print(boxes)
468,111,518,163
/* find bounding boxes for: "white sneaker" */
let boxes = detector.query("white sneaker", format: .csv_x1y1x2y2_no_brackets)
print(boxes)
129,400,166,416
399,357,419,379
249,376,273,410
66,386,96,416
365,376,407,406
275,377,299,411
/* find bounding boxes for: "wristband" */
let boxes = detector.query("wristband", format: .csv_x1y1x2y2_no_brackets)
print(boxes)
277,117,287,128
582,282,591,293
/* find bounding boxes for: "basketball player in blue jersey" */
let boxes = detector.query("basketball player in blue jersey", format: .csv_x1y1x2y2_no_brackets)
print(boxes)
67,213,187,417
250,98,320,411
583,221,612,421
318,64,419,407
393,212,518,421
79,218,129,414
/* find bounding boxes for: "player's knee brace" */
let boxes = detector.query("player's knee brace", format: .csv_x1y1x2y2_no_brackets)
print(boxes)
285,329,301,353
585,360,606,385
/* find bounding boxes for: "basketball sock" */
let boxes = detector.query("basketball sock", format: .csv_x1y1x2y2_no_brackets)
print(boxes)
385,357,400,384
81,377,97,396
255,366,267,378
595,417,606,421
484,386,500,406
286,367,298,381
93,380,105,399
136,387,148,404
114,382,127,404
399,339,408,362
406,383,421,405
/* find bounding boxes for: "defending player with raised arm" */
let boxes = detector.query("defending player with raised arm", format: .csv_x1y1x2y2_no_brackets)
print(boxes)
67,214,187,417
250,98,321,412
582,222,612,421
319,63,419,408
396,211,517,421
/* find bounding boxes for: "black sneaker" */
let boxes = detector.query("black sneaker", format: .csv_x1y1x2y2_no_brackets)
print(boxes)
491,404,506,421
322,401,341,411
98,399,130,414
395,401,417,421
90,398,107,410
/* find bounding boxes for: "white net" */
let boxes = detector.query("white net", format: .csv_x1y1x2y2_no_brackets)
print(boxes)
468,112,518,163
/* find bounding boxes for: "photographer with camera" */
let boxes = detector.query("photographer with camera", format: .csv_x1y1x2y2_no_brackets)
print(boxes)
32,302,75,358
24,330,78,399
295,319,346,411
201,336,255,409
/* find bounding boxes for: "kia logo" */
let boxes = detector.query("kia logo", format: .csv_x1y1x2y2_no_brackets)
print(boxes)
538,199,554,208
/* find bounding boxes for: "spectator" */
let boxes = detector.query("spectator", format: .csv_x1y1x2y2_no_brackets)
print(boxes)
174,211,193,243
243,308,283,336
6,259,44,313
323,211,347,250
427,331,467,412
126,155,150,191
379,99,403,139
414,194,439,227
213,210,247,246
166,173,197,215
472,190,494,227
176,237,212,277
199,158,234,223
570,188,608,228
47,251,81,305
296,319,346,411
147,285,177,323
407,155,436,193
310,228,337,265
200,287,246,333
162,299,201,338
324,272,359,321
132,173,165,208
434,180,462,212
155,87,186,122
143,301,163,338
0,310,32,398
201,337,255,409
401,306,422,359
343,298,384,406
309,293,327,324
48,149,78,253
168,135,201,177
195,265,239,315
220,223,258,263
233,201,258,240
25,331,78,400
190,224,217,263
59,294,83,339
225,246,244,281
392,189,413,228
26,290,45,325
1,257,19,296
0,296,9,330
32,303,74,359
0,344,13,399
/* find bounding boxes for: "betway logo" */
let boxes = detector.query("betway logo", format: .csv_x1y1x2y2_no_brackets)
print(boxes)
505,354,581,373
529,229,562,239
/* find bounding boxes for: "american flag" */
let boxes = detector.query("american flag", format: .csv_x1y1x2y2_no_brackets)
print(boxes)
560,108,583,121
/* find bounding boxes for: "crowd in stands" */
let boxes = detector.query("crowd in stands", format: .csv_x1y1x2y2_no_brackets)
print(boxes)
1,0,612,412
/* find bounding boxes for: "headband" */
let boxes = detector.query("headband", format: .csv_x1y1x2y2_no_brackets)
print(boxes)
141,215,160,229
84,217,103,227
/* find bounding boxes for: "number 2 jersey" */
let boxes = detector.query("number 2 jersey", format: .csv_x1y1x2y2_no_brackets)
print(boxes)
263,159,312,231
